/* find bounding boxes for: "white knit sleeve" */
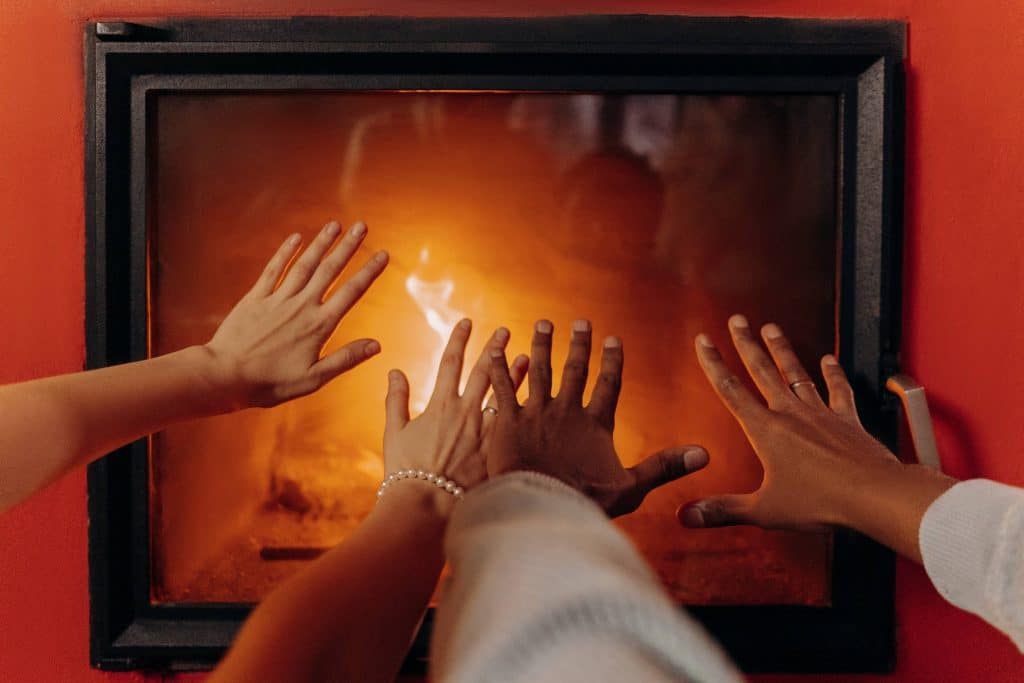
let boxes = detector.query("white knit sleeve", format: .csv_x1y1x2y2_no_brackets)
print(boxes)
919,478,1024,651
429,471,742,683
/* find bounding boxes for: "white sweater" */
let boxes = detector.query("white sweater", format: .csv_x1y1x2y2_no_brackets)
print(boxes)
919,478,1024,651
431,474,1024,682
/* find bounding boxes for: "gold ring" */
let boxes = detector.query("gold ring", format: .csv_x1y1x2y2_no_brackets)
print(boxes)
483,406,498,416
789,380,815,391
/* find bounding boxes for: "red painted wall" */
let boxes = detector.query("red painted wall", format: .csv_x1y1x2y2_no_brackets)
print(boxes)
1,1,1021,681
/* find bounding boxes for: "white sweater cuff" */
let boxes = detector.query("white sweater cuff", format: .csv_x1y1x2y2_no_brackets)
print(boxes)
919,478,1024,651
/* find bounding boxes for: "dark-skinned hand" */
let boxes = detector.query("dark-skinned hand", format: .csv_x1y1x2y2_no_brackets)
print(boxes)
485,319,709,517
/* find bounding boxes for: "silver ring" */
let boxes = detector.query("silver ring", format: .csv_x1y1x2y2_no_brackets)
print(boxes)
789,380,815,392
483,406,498,417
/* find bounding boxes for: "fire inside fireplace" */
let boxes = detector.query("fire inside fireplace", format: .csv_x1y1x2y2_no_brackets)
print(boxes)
148,91,837,607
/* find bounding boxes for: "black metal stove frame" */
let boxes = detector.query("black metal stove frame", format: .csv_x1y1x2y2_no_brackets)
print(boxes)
85,15,905,673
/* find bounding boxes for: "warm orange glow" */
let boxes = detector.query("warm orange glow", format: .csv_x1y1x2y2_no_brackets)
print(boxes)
149,92,837,606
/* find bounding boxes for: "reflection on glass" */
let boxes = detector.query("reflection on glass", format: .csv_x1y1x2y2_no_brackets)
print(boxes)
149,92,837,606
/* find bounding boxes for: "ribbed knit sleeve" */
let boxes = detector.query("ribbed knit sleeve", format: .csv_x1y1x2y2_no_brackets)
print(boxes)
429,471,742,683
919,478,1024,651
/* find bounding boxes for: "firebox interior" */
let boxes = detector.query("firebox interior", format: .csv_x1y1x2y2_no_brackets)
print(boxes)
149,91,837,607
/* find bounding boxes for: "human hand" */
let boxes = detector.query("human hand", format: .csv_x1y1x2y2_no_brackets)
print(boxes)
485,319,708,517
382,319,528,516
678,314,954,539
203,221,388,410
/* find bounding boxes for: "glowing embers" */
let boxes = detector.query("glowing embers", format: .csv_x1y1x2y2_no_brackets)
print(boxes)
148,92,837,606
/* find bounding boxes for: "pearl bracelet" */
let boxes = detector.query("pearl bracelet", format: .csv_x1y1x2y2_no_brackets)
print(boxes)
377,469,465,501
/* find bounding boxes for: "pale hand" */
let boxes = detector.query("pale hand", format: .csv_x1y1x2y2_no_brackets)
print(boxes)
204,221,389,410
383,319,528,517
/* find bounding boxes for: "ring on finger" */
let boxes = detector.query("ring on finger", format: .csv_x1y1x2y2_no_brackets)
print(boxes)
788,379,816,392
483,406,498,417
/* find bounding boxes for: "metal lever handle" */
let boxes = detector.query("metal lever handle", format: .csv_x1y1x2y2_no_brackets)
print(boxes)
885,374,942,472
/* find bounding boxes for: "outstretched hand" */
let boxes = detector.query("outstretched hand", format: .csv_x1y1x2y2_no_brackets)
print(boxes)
204,221,389,409
678,314,953,539
382,319,528,513
485,319,708,517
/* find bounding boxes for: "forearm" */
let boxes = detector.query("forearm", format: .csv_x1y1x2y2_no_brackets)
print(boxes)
212,483,448,683
835,459,957,563
433,472,741,683
0,345,233,512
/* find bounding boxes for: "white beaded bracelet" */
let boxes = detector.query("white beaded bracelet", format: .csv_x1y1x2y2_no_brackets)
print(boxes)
377,469,465,501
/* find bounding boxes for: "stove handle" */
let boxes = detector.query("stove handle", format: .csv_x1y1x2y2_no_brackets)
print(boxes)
885,374,942,472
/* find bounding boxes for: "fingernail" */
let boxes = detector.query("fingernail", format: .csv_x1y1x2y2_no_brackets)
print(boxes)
513,354,529,368
325,221,341,236
494,327,509,343
762,323,783,340
696,333,715,348
458,318,471,331
573,319,591,333
364,340,381,356
683,448,709,472
388,369,401,383
374,250,389,264
351,221,366,237
823,354,839,366
603,336,621,349
679,505,705,528
289,233,301,245
536,320,553,334
729,314,748,329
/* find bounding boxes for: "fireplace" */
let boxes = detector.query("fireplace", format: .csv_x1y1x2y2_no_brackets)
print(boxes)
86,16,904,673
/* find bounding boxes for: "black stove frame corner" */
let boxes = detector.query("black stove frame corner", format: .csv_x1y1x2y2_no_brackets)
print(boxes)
85,15,905,674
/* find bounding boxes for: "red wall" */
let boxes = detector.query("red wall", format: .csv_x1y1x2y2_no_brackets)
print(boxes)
1,1,1021,681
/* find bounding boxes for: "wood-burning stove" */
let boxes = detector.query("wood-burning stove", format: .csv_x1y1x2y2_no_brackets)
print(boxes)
86,15,905,674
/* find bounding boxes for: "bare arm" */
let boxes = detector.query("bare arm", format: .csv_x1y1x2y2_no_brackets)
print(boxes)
0,221,388,513
210,483,450,683
210,321,528,683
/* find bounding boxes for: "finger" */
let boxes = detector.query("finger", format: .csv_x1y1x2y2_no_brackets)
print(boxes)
760,323,826,408
676,494,756,529
321,250,389,323
821,354,859,421
483,354,528,415
277,221,342,297
487,349,519,414
311,339,381,385
727,314,793,408
384,369,411,435
527,319,554,407
694,333,767,422
586,335,623,429
305,221,368,300
430,318,472,403
626,446,710,510
463,327,510,407
509,354,529,392
251,233,301,297
557,319,592,405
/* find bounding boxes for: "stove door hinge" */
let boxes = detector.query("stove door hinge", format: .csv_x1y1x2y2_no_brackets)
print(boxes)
95,22,169,41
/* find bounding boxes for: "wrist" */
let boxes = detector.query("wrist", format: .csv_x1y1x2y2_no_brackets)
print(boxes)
186,344,250,414
829,457,907,529
375,477,458,521
830,457,957,561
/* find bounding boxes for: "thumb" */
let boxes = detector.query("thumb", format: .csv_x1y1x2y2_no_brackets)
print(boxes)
676,494,756,528
627,445,709,500
385,369,410,434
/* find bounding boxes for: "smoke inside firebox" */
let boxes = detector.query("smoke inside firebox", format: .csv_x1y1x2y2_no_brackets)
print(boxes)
148,92,837,606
